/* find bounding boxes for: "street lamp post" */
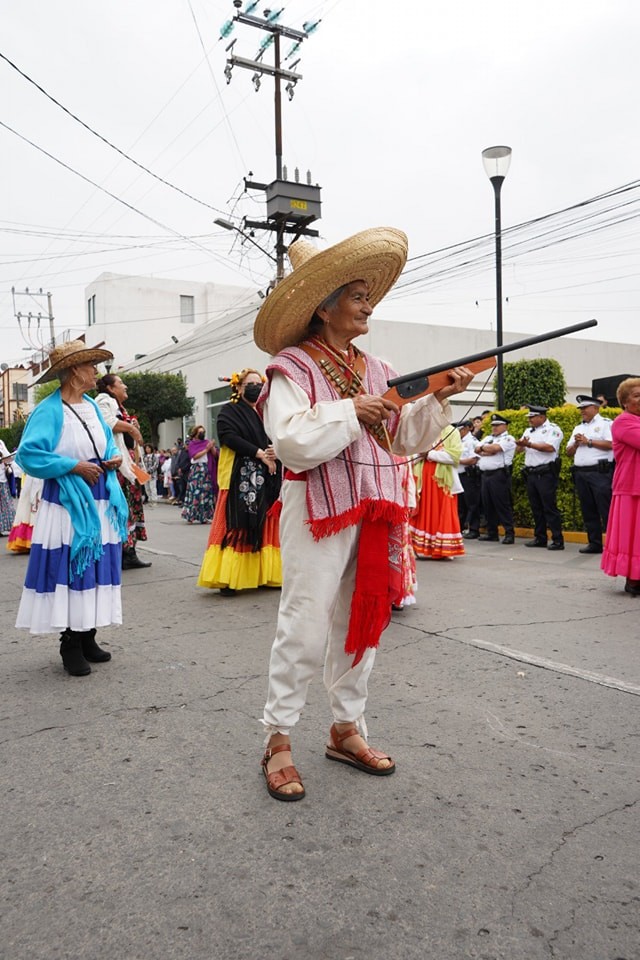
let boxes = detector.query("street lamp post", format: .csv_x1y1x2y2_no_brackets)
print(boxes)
214,218,278,264
481,145,512,411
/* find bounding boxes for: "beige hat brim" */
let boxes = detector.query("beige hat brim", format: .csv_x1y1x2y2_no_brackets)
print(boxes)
253,227,408,355
33,347,114,385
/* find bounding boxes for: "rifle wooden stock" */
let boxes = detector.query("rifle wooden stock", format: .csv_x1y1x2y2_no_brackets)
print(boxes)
382,318,597,407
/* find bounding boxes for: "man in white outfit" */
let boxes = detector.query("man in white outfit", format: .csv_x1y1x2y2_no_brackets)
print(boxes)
252,228,474,801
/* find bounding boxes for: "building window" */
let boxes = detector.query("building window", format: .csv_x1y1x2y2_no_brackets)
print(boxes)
87,294,96,327
180,295,195,324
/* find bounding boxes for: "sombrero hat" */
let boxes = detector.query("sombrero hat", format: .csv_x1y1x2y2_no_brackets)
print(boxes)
33,340,113,385
253,226,408,355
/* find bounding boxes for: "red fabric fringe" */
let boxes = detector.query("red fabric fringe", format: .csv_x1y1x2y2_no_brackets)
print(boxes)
309,498,407,542
344,515,394,667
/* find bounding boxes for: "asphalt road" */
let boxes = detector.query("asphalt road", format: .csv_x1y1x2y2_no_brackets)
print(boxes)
2,502,638,960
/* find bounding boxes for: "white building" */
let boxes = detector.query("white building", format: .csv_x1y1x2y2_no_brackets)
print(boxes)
84,272,257,368
118,286,640,447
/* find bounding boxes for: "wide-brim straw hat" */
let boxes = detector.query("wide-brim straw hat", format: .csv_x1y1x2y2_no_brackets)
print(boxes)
253,226,408,355
33,340,113,385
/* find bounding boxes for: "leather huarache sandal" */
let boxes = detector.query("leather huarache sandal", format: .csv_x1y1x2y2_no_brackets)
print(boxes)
325,723,396,776
261,742,305,801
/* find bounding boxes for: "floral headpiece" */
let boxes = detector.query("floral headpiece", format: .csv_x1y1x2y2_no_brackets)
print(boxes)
229,368,266,402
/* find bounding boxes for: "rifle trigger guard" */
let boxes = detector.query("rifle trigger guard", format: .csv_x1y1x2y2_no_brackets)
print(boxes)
394,376,430,400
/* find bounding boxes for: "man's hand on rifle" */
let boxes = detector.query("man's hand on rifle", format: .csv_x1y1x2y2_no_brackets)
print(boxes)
433,366,474,403
353,394,399,427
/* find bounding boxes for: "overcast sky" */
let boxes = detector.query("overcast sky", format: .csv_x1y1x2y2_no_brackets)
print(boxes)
3,0,640,366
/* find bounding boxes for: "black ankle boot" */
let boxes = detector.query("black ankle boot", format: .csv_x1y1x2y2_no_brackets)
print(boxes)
59,630,91,676
122,548,152,570
80,628,112,663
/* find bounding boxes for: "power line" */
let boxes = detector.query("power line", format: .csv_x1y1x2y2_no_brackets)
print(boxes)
0,50,228,217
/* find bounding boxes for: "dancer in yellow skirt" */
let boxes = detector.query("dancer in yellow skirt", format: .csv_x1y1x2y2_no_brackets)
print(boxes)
197,368,282,595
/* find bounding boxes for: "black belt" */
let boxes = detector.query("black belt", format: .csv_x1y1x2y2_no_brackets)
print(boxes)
574,464,606,473
524,463,556,476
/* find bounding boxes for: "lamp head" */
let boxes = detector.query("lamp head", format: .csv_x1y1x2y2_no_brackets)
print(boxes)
482,145,512,181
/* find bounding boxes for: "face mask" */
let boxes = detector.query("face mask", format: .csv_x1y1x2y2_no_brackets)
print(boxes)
243,383,262,403
197,431,205,440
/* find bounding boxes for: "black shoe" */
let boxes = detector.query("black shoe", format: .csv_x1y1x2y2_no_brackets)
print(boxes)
122,550,152,570
547,542,565,551
59,630,91,677
624,579,640,597
501,535,515,545
478,534,499,542
219,586,236,597
80,628,112,663
579,544,602,554
525,539,547,548
463,531,480,540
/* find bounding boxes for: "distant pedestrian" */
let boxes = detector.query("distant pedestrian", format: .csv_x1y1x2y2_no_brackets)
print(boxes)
181,425,218,524
565,395,614,554
411,425,464,559
601,378,640,596
456,419,482,539
476,414,516,544
515,405,564,550
0,439,16,535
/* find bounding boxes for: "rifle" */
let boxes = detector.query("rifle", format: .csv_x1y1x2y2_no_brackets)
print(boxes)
383,318,598,405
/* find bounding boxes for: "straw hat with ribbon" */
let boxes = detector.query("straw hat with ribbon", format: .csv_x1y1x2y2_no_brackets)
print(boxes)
33,340,113,385
253,226,408,355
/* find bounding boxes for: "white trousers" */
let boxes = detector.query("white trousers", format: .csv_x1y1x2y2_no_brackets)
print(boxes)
262,481,376,738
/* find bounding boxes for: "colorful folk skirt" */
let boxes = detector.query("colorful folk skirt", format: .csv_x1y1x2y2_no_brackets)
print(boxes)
117,472,147,548
181,459,216,524
7,475,43,553
197,447,281,591
15,466,123,635
0,482,16,534
601,493,640,581
410,461,464,559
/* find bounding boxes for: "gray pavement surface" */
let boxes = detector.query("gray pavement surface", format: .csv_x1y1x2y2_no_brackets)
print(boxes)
2,501,639,960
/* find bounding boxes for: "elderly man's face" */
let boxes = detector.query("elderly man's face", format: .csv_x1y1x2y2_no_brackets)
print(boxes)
317,280,372,346
581,404,599,423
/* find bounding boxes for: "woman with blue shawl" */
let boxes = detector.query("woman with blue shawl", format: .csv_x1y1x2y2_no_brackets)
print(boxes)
15,341,128,677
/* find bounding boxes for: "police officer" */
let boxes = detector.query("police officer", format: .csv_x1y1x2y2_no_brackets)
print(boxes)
565,395,614,554
456,420,482,538
515,405,564,550
475,414,516,544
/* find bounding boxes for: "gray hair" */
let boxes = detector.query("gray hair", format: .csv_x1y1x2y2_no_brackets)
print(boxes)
307,283,351,336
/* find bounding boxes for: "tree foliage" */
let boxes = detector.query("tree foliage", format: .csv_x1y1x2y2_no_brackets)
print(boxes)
500,358,567,409
34,380,60,405
122,372,194,444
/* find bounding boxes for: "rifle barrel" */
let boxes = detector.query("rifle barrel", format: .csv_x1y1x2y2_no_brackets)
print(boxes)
387,318,598,388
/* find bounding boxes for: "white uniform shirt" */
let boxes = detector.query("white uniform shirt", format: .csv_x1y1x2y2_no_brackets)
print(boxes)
476,431,516,472
521,419,563,467
457,431,479,475
567,414,614,466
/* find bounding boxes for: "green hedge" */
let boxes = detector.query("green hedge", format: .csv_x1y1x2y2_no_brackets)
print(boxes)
0,422,25,453
480,405,619,531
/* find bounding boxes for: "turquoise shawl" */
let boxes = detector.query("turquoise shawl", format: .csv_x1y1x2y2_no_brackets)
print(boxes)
16,389,128,580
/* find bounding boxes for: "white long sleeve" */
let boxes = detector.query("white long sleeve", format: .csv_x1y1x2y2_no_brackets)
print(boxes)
263,371,451,473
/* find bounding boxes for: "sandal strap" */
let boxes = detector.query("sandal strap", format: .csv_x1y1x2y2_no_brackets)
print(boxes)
264,764,303,792
329,723,359,747
329,723,392,769
263,742,291,758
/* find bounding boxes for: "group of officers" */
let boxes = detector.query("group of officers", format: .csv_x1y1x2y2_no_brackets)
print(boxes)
455,395,614,552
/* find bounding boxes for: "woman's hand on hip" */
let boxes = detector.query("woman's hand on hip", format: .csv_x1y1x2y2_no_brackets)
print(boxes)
353,394,399,426
71,461,104,485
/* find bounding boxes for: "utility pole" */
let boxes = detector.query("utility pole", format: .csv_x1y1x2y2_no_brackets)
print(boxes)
220,3,322,284
11,286,56,352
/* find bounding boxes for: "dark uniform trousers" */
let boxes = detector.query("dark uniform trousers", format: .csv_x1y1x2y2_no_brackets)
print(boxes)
481,468,514,537
458,469,482,533
525,468,563,544
573,468,613,548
